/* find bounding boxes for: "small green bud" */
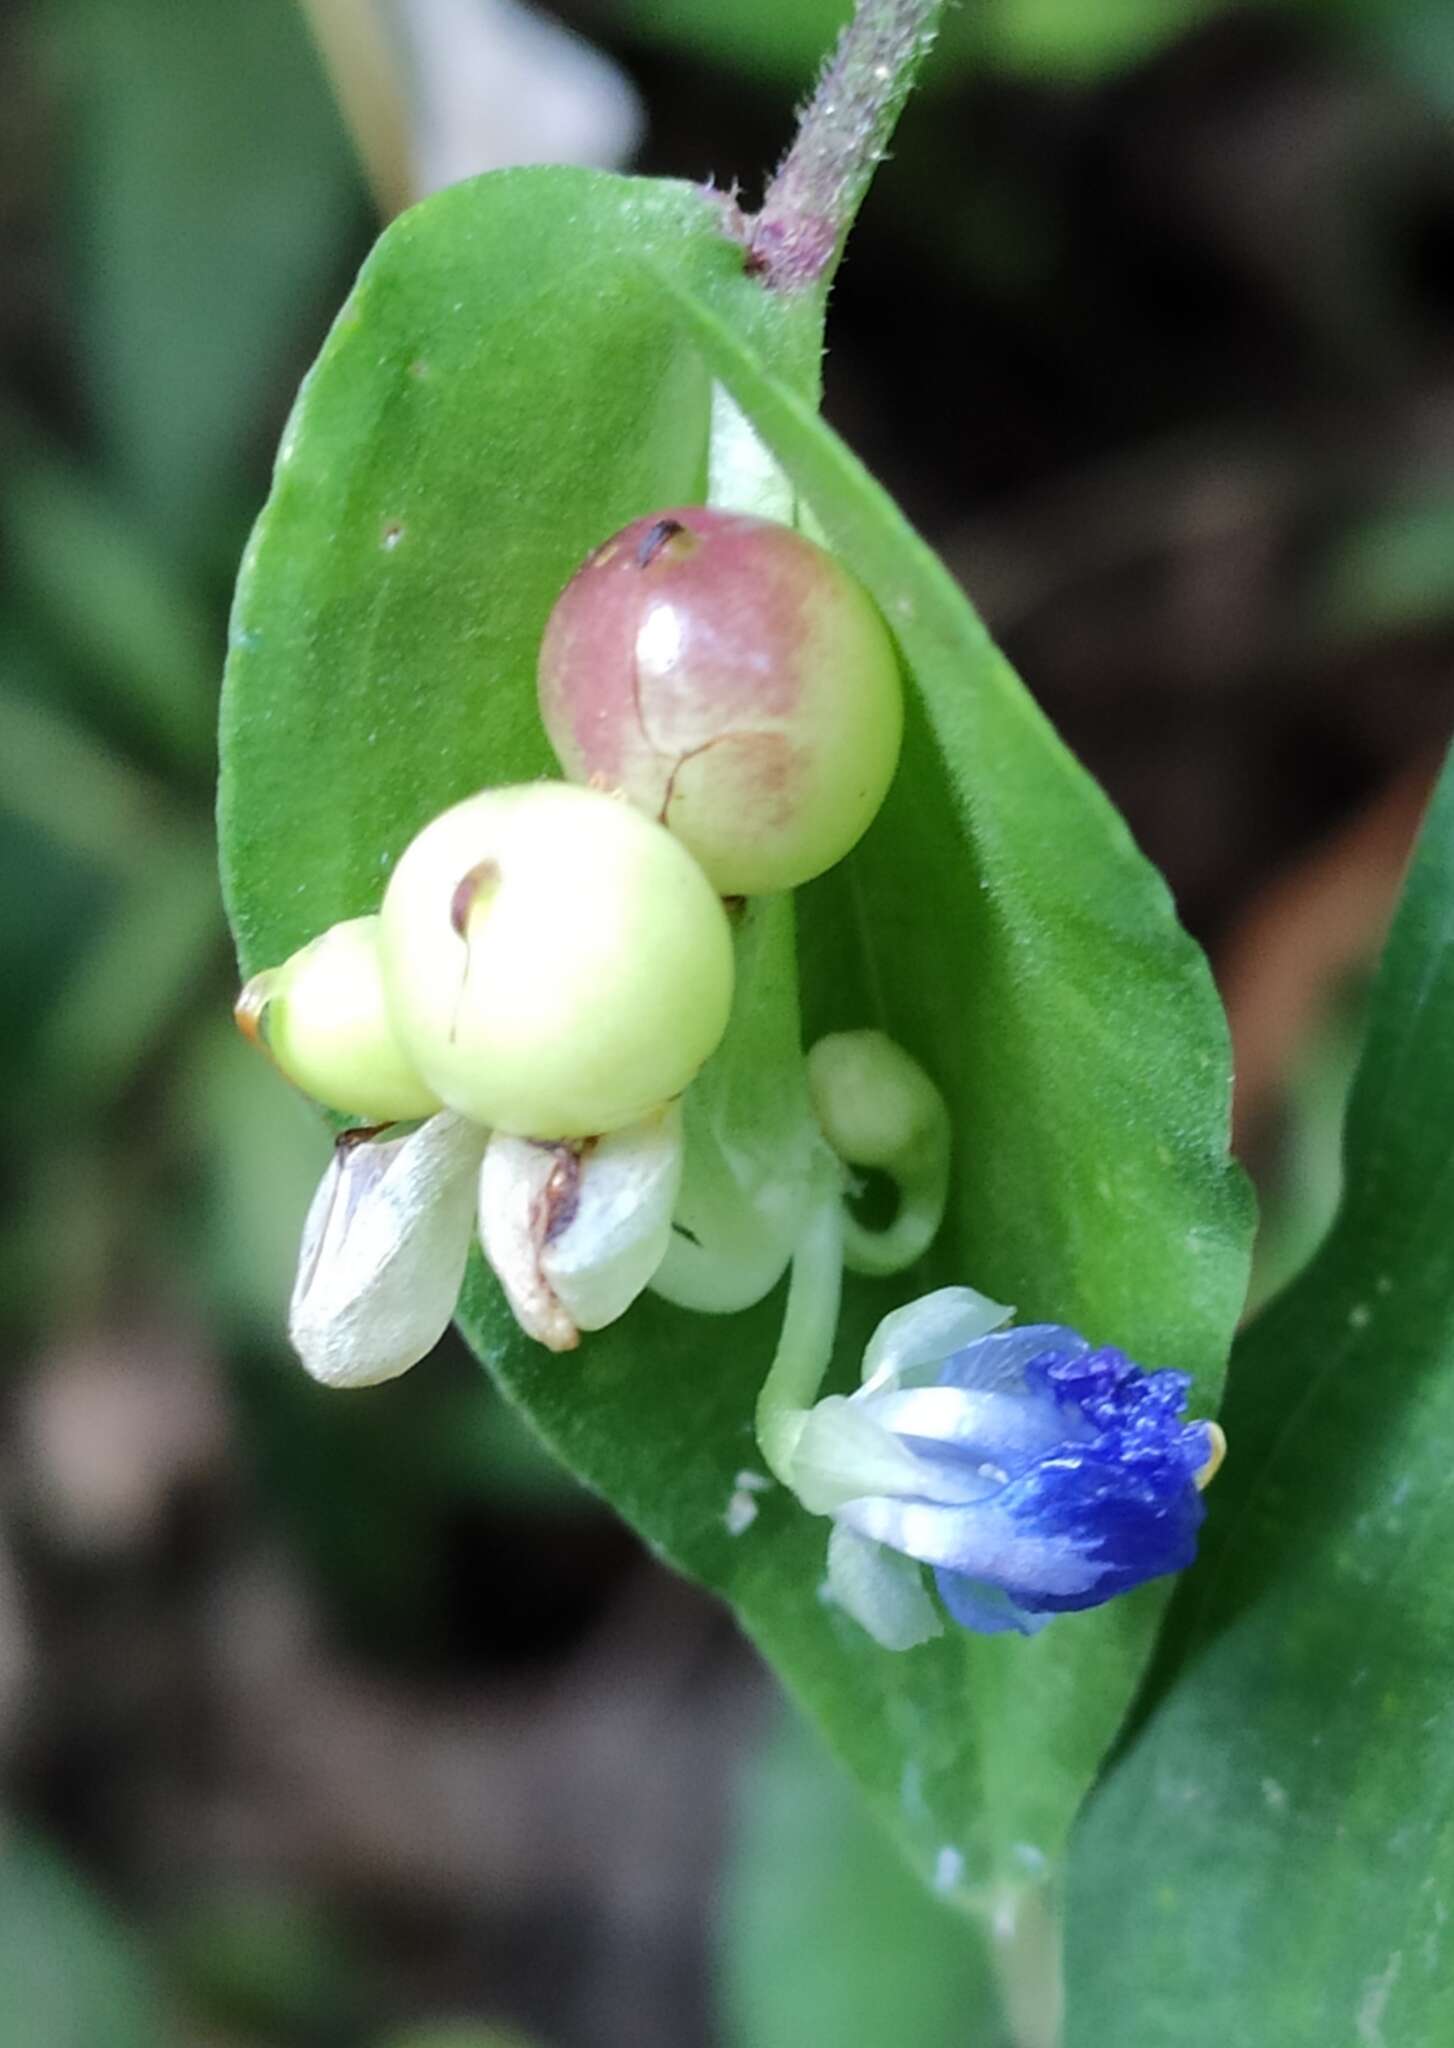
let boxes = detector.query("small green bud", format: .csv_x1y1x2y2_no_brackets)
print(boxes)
236,914,441,1122
537,506,903,895
379,781,734,1139
807,1029,945,1169
807,1030,951,1278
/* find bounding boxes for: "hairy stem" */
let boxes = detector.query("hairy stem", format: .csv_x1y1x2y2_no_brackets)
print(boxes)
749,0,945,291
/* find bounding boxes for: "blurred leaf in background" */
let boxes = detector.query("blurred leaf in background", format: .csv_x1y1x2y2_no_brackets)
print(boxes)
375,2025,548,2048
162,1886,367,2046
610,0,1225,86
1244,985,1364,1315
43,0,364,565
1316,491,1454,644
0,1831,169,2048
718,1711,1009,2048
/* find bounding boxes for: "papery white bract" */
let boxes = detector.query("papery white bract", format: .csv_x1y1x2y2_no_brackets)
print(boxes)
477,1105,684,1351
289,1092,688,1383
289,1113,486,1387
539,1104,683,1330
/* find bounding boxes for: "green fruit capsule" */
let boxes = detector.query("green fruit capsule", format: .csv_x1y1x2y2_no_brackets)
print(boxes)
378,781,734,1139
537,506,903,896
236,914,441,1122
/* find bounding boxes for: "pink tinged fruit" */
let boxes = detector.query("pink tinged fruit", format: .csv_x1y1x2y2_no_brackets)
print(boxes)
537,506,904,897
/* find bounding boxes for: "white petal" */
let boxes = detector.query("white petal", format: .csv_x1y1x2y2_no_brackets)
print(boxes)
838,1494,1101,1596
862,1385,1070,1465
289,1113,486,1388
791,1396,931,1515
792,1394,991,1515
542,1104,683,1331
825,1524,942,1652
860,1285,1014,1396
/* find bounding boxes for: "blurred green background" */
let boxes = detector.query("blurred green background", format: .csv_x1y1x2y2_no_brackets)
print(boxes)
1,1,1452,2042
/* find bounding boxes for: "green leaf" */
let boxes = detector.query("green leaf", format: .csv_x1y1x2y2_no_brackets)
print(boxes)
218,162,1248,1920
614,0,861,82
0,434,217,777
0,661,175,871
1314,489,1454,642
373,2028,544,2048
0,1830,168,2048
1244,987,1364,1317
161,1886,360,2042
1064,743,1454,2044
35,834,221,1116
612,0,1227,86
638,272,1252,1892
173,1015,332,1342
1326,0,1454,121
45,0,362,557
219,167,820,974
980,0,1229,79
719,1710,1007,2048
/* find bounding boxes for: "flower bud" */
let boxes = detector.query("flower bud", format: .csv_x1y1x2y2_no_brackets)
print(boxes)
379,782,733,1139
789,1292,1222,1644
537,507,903,895
289,1113,486,1388
477,1104,683,1350
236,915,441,1123
807,1030,951,1278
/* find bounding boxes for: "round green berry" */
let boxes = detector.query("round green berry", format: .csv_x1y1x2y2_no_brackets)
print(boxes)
236,914,441,1122
378,781,734,1139
537,506,903,896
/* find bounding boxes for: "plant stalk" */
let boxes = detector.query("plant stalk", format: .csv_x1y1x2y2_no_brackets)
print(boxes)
754,1170,845,1485
749,0,945,290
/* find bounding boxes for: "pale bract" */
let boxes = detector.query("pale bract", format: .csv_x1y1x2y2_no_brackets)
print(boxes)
290,1112,486,1388
478,1104,684,1352
289,1102,685,1384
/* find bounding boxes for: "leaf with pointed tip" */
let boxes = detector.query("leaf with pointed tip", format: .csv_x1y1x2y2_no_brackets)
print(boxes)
1064,743,1454,2045
218,164,1250,1918
629,270,1252,1895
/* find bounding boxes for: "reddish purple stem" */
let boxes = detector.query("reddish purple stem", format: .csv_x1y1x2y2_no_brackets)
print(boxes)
747,0,943,292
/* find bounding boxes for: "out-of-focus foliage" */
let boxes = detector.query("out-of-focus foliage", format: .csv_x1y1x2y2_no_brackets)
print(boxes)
1317,494,1454,642
45,0,361,559
0,1832,167,2048
375,2027,547,2048
612,0,1225,85
1244,988,1364,1314
162,1888,366,2044
719,1712,1007,2048
615,0,1454,98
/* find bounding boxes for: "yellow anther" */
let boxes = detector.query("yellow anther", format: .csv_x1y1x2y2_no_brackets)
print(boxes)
1195,1421,1227,1491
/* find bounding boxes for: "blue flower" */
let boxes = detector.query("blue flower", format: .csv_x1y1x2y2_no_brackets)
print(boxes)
788,1288,1221,1649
